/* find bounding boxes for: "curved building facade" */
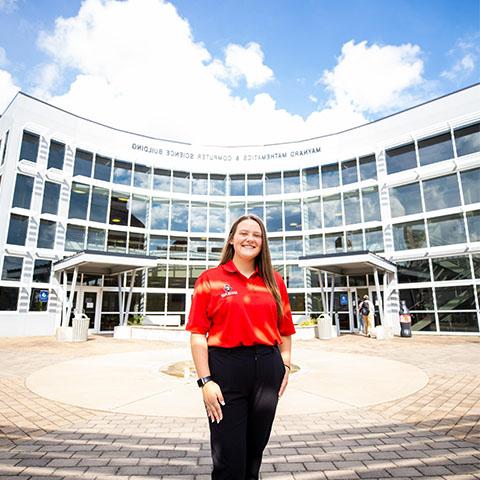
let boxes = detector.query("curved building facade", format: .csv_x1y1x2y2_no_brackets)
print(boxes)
0,85,479,337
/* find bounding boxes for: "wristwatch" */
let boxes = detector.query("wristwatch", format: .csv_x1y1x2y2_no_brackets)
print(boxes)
197,375,213,388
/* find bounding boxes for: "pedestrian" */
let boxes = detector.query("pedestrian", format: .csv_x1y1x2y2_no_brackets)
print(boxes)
186,214,296,480
358,294,374,337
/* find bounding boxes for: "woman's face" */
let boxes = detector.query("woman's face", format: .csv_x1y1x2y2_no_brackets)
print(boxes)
230,218,263,262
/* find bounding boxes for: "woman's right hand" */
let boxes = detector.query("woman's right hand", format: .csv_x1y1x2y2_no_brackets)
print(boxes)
202,381,225,423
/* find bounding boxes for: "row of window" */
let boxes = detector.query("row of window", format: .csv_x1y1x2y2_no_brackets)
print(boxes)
0,287,50,312
1,257,51,283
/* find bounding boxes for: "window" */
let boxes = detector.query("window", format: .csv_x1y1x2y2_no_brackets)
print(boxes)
169,236,188,259
109,192,129,226
208,238,223,261
423,174,460,211
307,234,323,255
436,286,476,310
344,190,361,224
284,200,302,231
107,230,127,253
189,237,207,260
209,203,226,233
346,230,363,251
390,182,422,217
89,187,109,223
94,155,112,181
172,171,189,193
427,214,466,247
192,173,208,195
230,174,245,196
289,293,305,312
129,232,145,253
73,149,93,177
454,123,479,157
393,220,426,250
170,201,189,231
65,225,85,251
37,220,56,249
341,160,357,185
167,293,185,312
283,171,300,193
41,181,61,215
467,211,480,242
432,256,471,281
12,174,34,209
7,214,28,245
47,140,65,170
210,174,226,195
418,132,454,166
303,167,319,191
33,260,52,283
323,195,342,228
69,182,89,219
102,292,119,312
247,174,263,195
2,256,23,281
190,202,208,232
265,172,281,194
268,237,284,260
148,265,167,288
113,160,132,185
0,287,19,311
266,202,283,232
325,232,344,253
130,195,148,228
19,131,39,163
151,198,169,229
133,164,151,188
285,236,303,259
385,143,416,174
399,288,434,310
146,293,166,312
153,168,171,192
286,265,304,288
461,168,480,205
439,312,479,333
149,235,168,258
189,265,205,288
362,186,381,222
397,260,431,283
321,164,339,188
359,155,377,181
305,197,322,230
229,202,245,224
29,288,48,312
87,228,105,251
168,265,187,288
365,227,383,252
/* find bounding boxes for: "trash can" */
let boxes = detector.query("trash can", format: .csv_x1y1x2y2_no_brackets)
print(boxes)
317,313,332,340
72,311,90,342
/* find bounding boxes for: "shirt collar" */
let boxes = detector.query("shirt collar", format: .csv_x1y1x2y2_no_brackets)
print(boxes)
222,260,259,277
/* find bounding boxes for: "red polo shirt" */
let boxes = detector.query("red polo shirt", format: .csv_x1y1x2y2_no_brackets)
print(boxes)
186,260,295,347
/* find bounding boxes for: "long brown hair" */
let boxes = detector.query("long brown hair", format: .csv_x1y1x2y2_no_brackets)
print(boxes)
220,215,283,320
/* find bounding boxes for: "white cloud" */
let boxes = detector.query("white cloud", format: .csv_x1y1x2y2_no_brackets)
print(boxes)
441,33,479,83
321,40,425,114
0,47,7,67
0,0,18,13
31,63,61,98
308,95,318,103
0,69,20,112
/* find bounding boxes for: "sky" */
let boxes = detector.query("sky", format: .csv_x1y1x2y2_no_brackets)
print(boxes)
0,0,478,145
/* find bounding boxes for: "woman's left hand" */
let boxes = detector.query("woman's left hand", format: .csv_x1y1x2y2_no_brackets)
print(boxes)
278,366,289,398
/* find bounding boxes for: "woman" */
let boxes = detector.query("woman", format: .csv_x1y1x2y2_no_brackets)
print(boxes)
358,294,374,337
186,214,295,480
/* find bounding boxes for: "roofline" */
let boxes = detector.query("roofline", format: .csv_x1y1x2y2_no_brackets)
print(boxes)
3,83,479,149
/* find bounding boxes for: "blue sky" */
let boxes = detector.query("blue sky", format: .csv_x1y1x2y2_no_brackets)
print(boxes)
0,0,478,144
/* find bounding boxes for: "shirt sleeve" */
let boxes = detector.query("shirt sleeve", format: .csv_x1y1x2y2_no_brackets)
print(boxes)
185,271,211,334
275,272,296,336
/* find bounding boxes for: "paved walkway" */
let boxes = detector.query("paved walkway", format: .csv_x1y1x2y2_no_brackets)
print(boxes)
0,334,479,479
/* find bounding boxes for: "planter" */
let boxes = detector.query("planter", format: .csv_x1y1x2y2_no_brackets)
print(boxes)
113,325,132,339
294,325,317,340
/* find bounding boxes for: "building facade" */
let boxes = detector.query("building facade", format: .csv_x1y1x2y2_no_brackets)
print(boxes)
0,86,479,337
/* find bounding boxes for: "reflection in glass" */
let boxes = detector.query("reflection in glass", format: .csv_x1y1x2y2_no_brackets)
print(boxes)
229,202,245,225
89,187,109,223
385,143,416,174
87,228,105,251
454,123,480,157
192,173,208,195
265,172,281,194
210,174,226,195
307,234,323,255
393,220,426,250
209,203,226,233
283,171,300,193
33,260,51,283
190,202,208,232
167,293,185,312
439,312,479,333
94,155,112,181
397,260,431,283
168,265,187,288
65,225,85,251
247,202,263,220
389,182,422,217
473,254,480,278
150,198,169,230
284,200,302,231
303,167,319,190
189,237,207,260
289,293,305,312
208,238,224,261
42,181,61,215
37,220,56,249
265,202,283,232
325,232,344,253
323,195,342,227
74,149,93,177
399,288,434,310
29,288,48,312
461,168,480,204
7,215,28,246
285,236,303,259
172,171,190,193
169,236,188,259
418,132,454,166
247,174,263,195
19,131,39,163
365,228,383,252
129,232,145,253
341,160,357,185
467,211,480,242
321,163,339,188
436,286,475,310
344,190,361,224
423,174,460,211
146,292,166,311
305,197,322,230
286,265,304,288
109,191,129,226
411,313,436,332
133,164,151,188
432,256,471,281
427,214,466,247
149,235,168,258
153,168,171,192
107,230,127,253
230,174,245,196
113,160,132,185
359,155,377,180
1,256,23,281
170,201,189,231
47,140,65,170
12,174,34,209
346,230,363,251
362,186,380,221
268,237,284,260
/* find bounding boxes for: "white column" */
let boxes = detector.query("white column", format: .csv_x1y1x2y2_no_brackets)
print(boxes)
374,268,384,327
124,270,136,326
117,273,124,327
64,266,78,326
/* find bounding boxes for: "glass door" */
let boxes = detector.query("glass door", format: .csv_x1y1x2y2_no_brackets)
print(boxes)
82,291,98,330
353,288,368,332
334,290,352,332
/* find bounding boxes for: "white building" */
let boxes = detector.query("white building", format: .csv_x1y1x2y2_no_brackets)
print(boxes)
0,85,479,337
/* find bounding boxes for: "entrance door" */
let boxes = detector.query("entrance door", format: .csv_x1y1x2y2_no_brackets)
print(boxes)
353,288,368,332
334,291,352,332
82,291,98,330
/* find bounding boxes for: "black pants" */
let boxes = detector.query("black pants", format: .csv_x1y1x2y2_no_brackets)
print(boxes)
207,344,285,480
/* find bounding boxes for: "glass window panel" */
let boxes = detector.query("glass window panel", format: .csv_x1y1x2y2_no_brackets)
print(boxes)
167,293,185,312
169,236,187,259
172,171,190,193
359,154,377,181
423,174,460,211
102,291,119,312
107,230,127,253
42,181,61,215
418,132,454,166
399,288,434,310
310,292,324,311
229,202,246,225
365,227,383,252
307,234,323,255
87,228,105,251
393,220,427,250
305,197,322,230
109,191,129,226
411,313,437,332
130,195,148,228
12,174,34,209
268,237,284,260
65,225,85,251
7,214,28,246
362,186,381,222
47,140,65,170
73,149,93,177
473,254,480,278
439,312,479,333
303,167,319,191
149,235,168,258
153,168,171,192
344,190,361,224
427,214,466,247
283,171,300,193
325,232,344,253
386,143,418,175
100,313,119,331
341,159,357,185
192,173,208,195
133,164,151,188
37,220,56,249
146,293,166,312
148,265,167,288
346,230,363,251
323,195,342,227
230,174,245,196
208,238,224,261
467,211,480,242
389,182,422,217
2,256,23,281
436,286,475,310
168,265,187,288
189,237,207,260
461,168,480,205
286,265,304,288
284,200,302,231
33,260,51,283
454,123,480,157
189,265,206,288
0,287,19,311
247,174,263,195
170,201,189,231
89,186,109,223
321,163,339,188
210,174,226,196
129,232,145,253
285,236,303,259
150,198,169,230
29,288,48,312
210,203,226,233
113,160,132,185
94,155,112,181
266,202,283,232
191,202,208,232
432,256,471,281
69,182,89,219
82,275,102,287
265,172,281,194
289,293,305,312
19,131,39,163
397,260,431,283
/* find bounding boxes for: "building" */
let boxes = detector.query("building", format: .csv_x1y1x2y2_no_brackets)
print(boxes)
0,85,479,337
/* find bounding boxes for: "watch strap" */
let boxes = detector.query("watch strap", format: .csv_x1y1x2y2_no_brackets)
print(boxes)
197,375,213,388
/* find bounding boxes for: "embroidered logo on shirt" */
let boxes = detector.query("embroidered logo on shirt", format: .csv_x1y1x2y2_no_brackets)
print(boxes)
221,283,238,297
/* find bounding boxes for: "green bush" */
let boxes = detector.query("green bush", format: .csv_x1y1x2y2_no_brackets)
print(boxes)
298,318,318,327
128,314,144,326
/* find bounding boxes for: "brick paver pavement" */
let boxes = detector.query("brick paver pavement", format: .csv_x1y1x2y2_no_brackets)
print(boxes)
0,334,479,480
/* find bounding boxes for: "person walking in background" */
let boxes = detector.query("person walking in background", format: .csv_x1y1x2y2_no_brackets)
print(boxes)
359,294,375,337
186,214,295,480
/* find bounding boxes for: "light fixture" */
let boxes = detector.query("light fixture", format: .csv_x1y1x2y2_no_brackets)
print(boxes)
111,218,121,223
